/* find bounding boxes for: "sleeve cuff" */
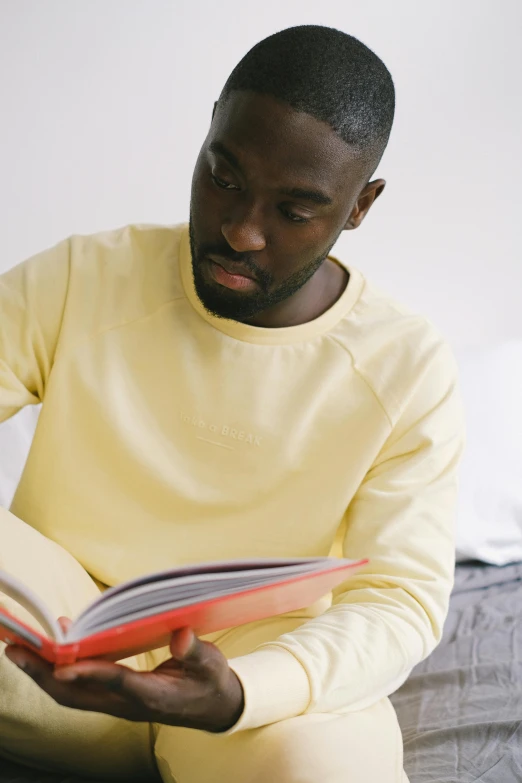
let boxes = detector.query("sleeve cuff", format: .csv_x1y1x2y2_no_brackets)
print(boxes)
224,645,311,733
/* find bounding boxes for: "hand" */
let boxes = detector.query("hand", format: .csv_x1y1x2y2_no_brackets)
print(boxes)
5,621,245,733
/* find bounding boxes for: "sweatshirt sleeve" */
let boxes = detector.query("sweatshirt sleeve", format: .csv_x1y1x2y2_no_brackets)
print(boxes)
227,340,465,732
0,239,71,423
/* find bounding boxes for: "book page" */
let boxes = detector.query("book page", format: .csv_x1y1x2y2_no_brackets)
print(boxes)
90,557,331,603
0,569,64,642
68,558,347,641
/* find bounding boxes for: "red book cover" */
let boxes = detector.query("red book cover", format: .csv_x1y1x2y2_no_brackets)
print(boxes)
0,557,366,664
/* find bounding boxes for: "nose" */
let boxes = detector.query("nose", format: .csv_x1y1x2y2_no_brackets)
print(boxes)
221,205,266,253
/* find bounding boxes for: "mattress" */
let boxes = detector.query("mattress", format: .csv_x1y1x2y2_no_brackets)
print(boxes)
1,561,521,783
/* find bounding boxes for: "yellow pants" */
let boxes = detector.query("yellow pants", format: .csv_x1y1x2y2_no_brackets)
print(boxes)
0,507,408,783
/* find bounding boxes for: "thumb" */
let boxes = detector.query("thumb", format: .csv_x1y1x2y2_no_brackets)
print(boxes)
169,626,198,662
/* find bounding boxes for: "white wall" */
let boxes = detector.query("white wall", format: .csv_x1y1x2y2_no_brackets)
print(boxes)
0,0,521,351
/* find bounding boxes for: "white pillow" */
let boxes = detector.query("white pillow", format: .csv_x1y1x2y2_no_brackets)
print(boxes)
455,340,522,564
0,405,40,508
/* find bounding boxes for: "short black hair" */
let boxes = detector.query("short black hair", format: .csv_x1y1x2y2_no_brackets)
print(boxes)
219,25,395,175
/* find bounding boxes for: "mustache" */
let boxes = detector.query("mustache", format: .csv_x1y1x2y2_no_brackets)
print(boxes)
197,242,272,289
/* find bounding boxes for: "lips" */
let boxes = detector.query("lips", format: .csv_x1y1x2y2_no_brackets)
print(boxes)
207,255,256,281
206,255,259,291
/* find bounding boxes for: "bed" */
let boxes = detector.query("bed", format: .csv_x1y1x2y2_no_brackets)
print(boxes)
391,560,522,782
1,559,520,783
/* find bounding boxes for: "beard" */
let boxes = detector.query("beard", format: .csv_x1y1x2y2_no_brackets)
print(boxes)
188,217,335,323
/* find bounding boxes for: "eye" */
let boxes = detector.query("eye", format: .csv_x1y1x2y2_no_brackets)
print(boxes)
211,173,239,191
280,208,311,225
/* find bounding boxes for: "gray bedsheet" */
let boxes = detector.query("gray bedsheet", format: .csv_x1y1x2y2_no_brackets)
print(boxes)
2,562,521,782
392,561,522,782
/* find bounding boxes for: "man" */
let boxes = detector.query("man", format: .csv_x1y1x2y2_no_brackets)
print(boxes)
0,25,464,783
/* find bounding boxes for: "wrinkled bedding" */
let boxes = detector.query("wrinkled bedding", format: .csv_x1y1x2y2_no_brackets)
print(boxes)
2,561,521,783
392,561,522,782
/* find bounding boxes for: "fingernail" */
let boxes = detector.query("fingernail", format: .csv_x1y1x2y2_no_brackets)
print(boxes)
54,668,77,681
54,669,78,682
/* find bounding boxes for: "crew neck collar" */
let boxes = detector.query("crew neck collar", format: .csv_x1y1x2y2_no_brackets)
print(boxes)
179,225,364,345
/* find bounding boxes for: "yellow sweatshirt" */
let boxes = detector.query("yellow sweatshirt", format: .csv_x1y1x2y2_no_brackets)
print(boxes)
0,223,464,731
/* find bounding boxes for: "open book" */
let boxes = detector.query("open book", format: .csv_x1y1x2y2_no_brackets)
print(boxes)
0,556,366,664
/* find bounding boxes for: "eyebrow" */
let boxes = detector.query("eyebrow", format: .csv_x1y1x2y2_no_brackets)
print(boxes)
209,141,242,171
209,140,333,207
279,187,333,206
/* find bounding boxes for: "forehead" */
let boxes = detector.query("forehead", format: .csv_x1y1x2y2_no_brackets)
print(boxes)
209,91,364,193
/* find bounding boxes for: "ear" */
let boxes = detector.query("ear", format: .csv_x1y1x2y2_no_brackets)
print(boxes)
344,179,386,230
212,101,218,121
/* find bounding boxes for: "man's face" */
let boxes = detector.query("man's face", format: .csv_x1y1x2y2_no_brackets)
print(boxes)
189,91,379,324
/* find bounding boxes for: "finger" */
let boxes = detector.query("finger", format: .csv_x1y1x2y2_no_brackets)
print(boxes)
56,659,196,721
6,647,124,714
167,629,226,679
58,616,73,633
53,659,170,708
54,659,137,692
6,645,53,673
169,627,197,661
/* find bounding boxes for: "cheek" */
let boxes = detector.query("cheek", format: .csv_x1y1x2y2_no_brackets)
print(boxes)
274,234,323,270
268,251,311,285
191,173,227,224
271,237,331,285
